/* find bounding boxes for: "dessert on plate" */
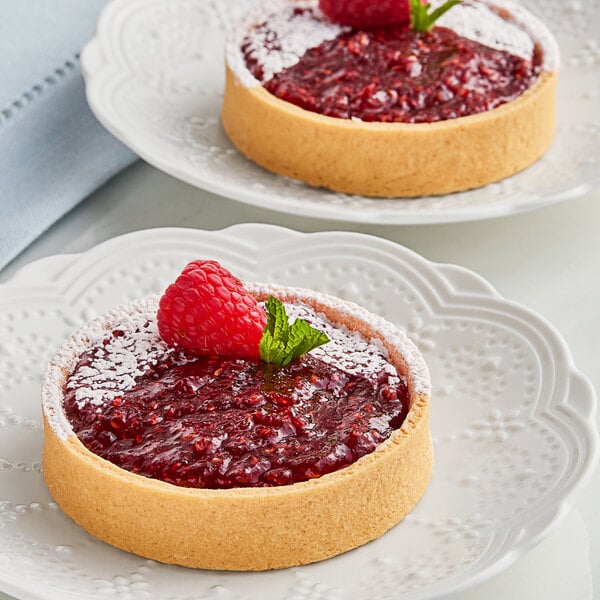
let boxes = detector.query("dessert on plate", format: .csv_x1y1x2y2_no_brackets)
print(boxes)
42,260,432,570
222,0,559,197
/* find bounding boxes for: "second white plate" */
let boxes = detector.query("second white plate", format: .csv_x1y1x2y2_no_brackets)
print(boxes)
81,0,600,224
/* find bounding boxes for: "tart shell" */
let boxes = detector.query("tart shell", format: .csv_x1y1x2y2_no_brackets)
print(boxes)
42,285,432,571
221,66,557,197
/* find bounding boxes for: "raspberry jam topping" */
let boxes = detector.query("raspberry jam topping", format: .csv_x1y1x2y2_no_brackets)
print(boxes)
242,11,541,123
63,303,410,489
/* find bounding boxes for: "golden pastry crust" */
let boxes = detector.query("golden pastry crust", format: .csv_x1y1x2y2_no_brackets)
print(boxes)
222,66,557,197
42,287,432,571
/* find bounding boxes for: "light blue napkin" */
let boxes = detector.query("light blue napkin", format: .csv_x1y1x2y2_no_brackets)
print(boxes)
0,0,137,272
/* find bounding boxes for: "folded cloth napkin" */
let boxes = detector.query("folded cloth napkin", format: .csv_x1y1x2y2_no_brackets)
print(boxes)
0,0,137,272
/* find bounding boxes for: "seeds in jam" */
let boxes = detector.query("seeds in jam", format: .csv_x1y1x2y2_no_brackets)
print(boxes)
243,15,540,123
63,305,410,489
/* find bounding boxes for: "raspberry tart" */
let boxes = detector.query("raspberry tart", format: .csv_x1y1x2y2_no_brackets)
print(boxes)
222,0,559,197
42,261,432,570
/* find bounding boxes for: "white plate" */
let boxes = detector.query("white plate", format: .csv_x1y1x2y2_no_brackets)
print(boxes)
81,0,600,224
0,224,597,600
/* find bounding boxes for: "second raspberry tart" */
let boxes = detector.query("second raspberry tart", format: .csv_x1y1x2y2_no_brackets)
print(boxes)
222,0,559,197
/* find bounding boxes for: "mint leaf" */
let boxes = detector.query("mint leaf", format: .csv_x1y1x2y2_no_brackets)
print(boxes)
259,297,330,366
410,0,461,32
259,328,287,365
264,296,289,342
287,319,330,362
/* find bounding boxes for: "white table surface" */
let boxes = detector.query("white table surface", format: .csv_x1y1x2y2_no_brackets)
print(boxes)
1,161,599,600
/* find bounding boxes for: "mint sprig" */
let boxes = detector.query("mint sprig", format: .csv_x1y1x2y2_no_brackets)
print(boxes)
259,297,329,366
410,0,462,32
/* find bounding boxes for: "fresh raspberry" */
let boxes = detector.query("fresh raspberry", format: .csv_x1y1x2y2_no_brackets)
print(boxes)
319,0,410,29
157,260,266,359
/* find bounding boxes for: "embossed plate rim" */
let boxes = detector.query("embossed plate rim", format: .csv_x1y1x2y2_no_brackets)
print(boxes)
0,225,598,600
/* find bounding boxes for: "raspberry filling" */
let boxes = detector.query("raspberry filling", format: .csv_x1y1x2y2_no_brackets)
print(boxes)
243,13,541,123
63,304,410,489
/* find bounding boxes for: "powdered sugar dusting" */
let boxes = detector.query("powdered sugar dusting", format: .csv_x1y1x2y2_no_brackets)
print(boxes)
437,0,559,69
437,0,534,61
42,286,430,440
241,2,347,84
66,314,172,408
227,0,347,88
248,282,431,396
286,303,400,385
42,298,159,440
227,0,558,88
